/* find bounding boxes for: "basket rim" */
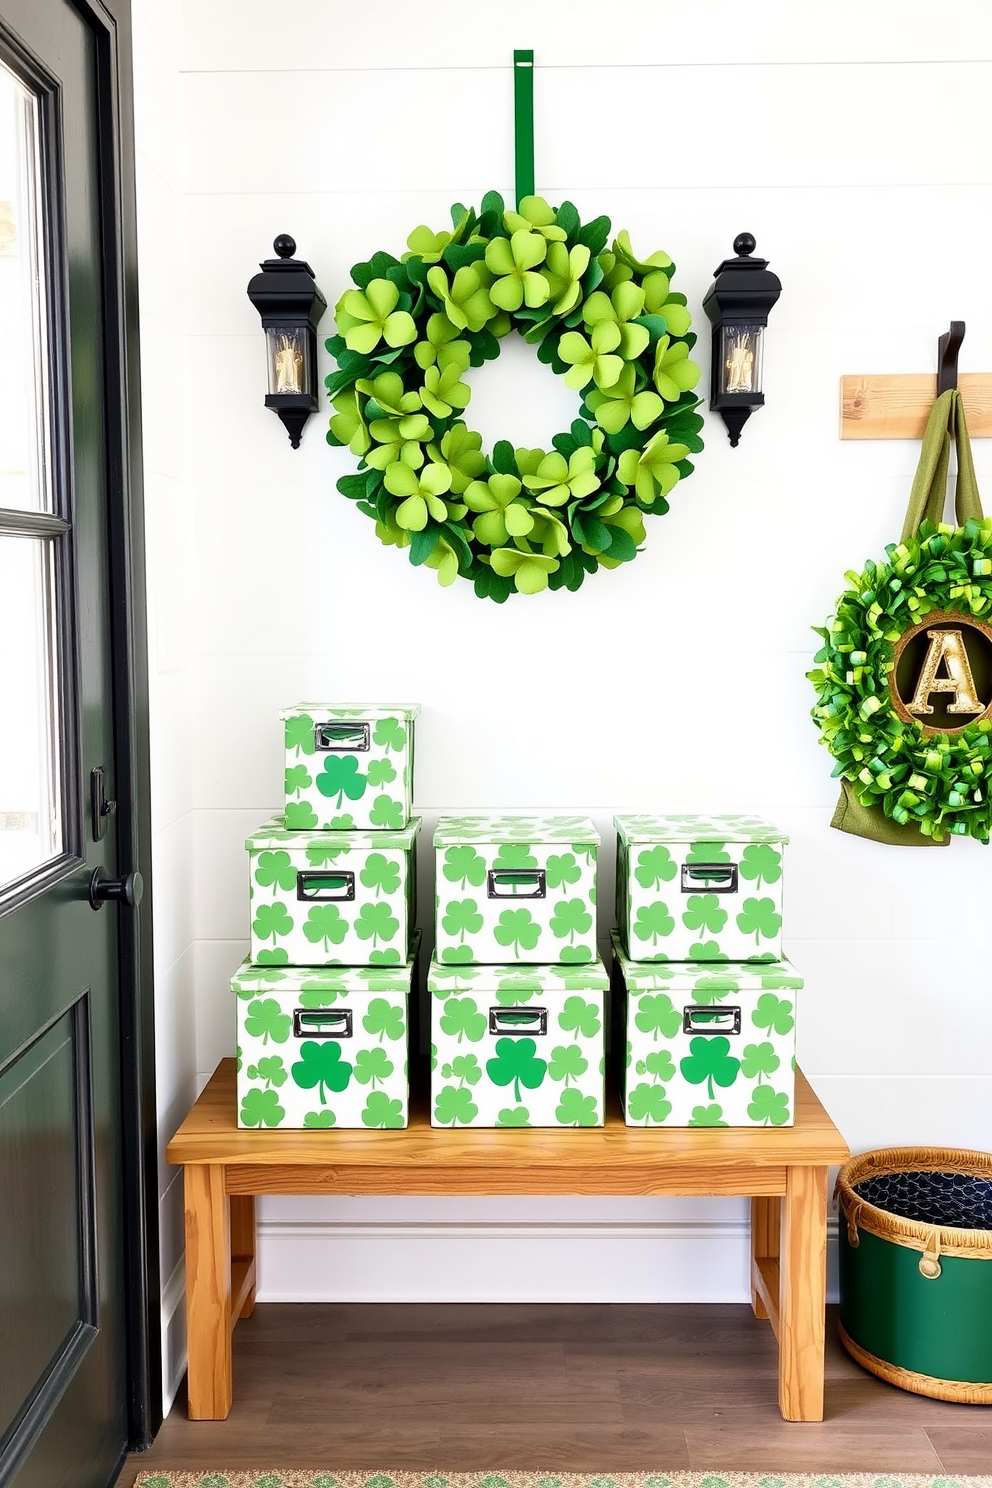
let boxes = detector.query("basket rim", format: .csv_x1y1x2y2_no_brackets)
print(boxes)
835,1145,992,1259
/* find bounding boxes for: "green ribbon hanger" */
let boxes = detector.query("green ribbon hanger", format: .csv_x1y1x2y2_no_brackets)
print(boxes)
513,50,535,209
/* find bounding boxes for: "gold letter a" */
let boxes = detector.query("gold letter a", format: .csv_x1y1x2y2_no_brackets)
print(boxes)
907,629,984,716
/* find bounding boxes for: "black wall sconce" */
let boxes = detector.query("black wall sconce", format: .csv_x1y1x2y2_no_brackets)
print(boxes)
702,234,782,448
246,235,327,448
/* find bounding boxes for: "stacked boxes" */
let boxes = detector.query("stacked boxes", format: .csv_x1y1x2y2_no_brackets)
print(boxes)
612,814,800,1128
233,704,420,1129
428,815,609,1127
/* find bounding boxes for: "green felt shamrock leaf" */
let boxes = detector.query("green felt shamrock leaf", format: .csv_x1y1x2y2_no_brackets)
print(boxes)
406,224,455,263
542,240,591,315
359,852,401,897
493,907,541,953
618,429,690,507
246,1054,288,1088
485,229,550,313
555,1088,599,1126
635,1049,677,1082
679,1036,741,1101
442,897,483,941
253,850,298,894
353,1047,395,1086
355,902,399,946
429,423,487,493
747,1085,791,1126
304,1109,335,1128
504,194,567,241
441,1052,482,1086
738,843,783,888
633,993,681,1041
414,310,463,367
688,1103,728,1127
303,904,348,951
443,845,487,888
493,842,538,869
496,1105,531,1126
486,1036,548,1102
586,363,664,435
384,460,455,533
338,278,417,355
361,1092,406,1128
633,845,678,889
583,281,650,360
521,447,601,508
363,997,405,1042
369,795,405,829
736,896,782,947
627,1082,672,1124
251,903,293,946
426,263,495,334
545,852,581,889
366,758,396,788
558,995,601,1039
291,1040,353,1103
285,714,315,755
329,387,371,458
741,1041,780,1082
284,765,311,798
681,893,729,935
240,1087,285,1128
464,472,534,548
631,901,675,946
752,993,795,1036
316,754,368,807
652,334,701,402
421,344,472,420
549,897,593,942
434,1083,478,1125
548,1043,589,1085
440,996,486,1044
559,321,624,392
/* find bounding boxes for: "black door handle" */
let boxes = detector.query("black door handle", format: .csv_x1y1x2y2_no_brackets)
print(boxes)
89,867,144,910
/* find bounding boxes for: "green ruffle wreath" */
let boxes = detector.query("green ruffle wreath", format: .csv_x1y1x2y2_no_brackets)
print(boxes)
325,191,703,601
808,517,992,842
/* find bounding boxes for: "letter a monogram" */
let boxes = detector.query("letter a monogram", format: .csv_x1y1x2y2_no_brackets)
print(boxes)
907,628,984,716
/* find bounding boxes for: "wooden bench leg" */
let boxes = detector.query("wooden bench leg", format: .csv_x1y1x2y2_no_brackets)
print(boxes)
750,1195,781,1321
184,1163,233,1420
231,1194,257,1319
778,1163,827,1422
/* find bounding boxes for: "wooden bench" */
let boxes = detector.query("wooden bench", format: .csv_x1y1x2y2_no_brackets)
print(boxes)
167,1058,848,1424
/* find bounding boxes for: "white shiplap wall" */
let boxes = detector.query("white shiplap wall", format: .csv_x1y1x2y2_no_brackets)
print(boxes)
132,0,992,1409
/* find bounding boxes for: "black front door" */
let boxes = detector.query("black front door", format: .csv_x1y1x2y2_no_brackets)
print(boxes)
0,0,152,1483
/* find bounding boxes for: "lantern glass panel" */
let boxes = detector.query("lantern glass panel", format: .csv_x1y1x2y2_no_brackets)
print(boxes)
265,326,311,397
720,324,764,396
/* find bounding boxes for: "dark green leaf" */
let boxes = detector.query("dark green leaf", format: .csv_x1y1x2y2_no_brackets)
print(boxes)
555,200,580,239
604,524,637,562
491,440,516,475
442,241,487,271
409,525,440,566
577,215,611,255
337,473,368,501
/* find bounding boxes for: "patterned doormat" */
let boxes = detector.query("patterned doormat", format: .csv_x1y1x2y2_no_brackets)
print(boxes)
127,1474,992,1488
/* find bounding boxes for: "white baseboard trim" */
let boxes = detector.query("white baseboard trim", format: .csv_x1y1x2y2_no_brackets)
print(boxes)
160,1252,187,1415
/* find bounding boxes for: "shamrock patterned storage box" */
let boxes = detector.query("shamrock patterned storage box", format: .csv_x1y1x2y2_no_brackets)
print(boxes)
246,815,420,966
433,814,599,965
233,933,419,1129
428,957,609,1128
614,813,787,963
611,932,799,1128
280,703,418,831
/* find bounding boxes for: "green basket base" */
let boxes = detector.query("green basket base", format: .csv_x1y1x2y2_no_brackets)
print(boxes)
839,1319,992,1404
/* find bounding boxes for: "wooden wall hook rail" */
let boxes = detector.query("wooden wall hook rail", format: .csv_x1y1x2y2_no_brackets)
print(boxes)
840,320,992,438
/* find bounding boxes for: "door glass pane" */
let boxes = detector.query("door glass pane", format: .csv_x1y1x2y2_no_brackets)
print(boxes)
0,536,62,890
0,59,52,514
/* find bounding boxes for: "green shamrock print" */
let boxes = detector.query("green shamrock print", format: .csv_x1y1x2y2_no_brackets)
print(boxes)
545,852,581,889
440,995,486,1043
291,1041,353,1103
284,713,315,755
304,1110,335,1127
737,895,782,947
494,982,541,1005
246,1054,288,1088
690,975,737,1006
372,715,406,751
306,841,348,866
284,764,311,798
361,1091,405,1128
316,754,368,806
741,1040,780,1082
494,907,541,953
685,840,730,864
688,940,728,961
559,944,594,963
440,944,476,965
353,1047,394,1086
442,897,483,941
443,845,487,887
486,1036,548,1102
363,996,405,1041
627,1082,672,1124
255,948,289,965
303,904,348,950
681,893,728,935
633,992,681,1041
496,1105,531,1126
493,842,538,870
632,901,675,946
252,901,293,945
240,1087,285,1127
634,1049,676,1082
548,1043,588,1084
747,1085,791,1125
558,995,601,1039
556,1088,599,1126
679,1035,741,1099
355,902,399,945
234,966,287,997
359,852,401,897
689,1103,727,1126
284,801,319,829
243,998,292,1046
752,992,795,1036
549,897,593,942
434,1083,478,1125
369,794,405,828
366,757,397,787
298,984,342,1008
440,1052,483,1086
634,845,678,889
739,842,782,888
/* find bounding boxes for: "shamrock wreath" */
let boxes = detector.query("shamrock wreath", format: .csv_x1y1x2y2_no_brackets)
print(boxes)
325,191,703,601
808,517,992,842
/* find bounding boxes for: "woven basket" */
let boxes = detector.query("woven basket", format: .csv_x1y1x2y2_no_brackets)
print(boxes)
835,1146,992,1403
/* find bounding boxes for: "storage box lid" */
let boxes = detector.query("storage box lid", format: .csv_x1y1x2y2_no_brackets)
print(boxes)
614,813,788,846
279,702,420,721
245,814,421,851
611,931,801,992
434,813,599,847
233,930,420,997
428,955,609,995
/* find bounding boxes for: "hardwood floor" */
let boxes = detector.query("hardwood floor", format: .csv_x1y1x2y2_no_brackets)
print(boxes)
127,1304,990,1476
